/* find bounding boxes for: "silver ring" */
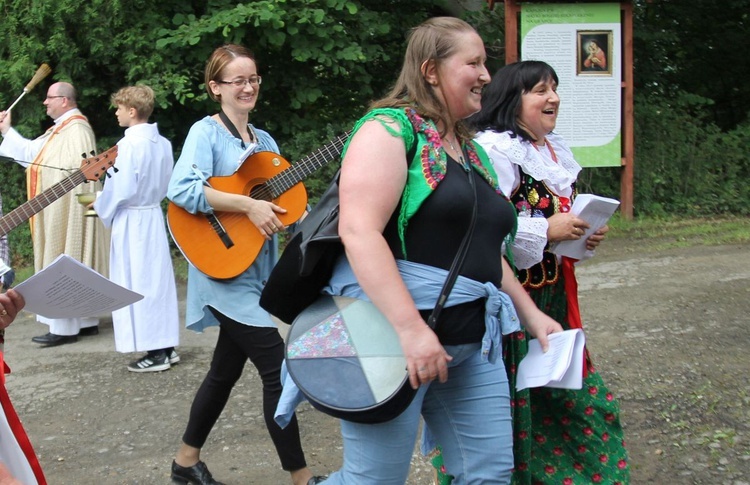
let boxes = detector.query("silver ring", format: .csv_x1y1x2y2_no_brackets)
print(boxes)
0,309,7,317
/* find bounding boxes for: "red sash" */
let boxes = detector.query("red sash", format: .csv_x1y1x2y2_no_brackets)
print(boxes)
0,352,47,484
26,115,88,237
561,257,591,377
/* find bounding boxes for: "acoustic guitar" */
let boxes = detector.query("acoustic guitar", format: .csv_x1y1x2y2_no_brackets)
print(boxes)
0,146,118,237
167,132,350,280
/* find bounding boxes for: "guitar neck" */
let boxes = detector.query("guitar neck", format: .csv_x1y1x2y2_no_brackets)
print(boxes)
267,131,351,198
0,169,87,237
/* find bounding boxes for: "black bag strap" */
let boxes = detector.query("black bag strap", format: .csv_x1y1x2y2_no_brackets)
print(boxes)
426,148,478,329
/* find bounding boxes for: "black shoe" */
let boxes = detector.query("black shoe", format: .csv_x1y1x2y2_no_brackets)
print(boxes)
79,326,99,336
171,460,225,485
128,352,170,373
308,477,328,484
31,333,78,347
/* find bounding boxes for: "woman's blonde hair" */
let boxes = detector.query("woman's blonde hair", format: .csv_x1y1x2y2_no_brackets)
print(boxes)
204,44,257,102
371,16,479,140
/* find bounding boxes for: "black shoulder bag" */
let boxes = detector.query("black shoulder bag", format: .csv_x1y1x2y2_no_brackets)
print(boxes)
260,129,417,323
264,148,479,424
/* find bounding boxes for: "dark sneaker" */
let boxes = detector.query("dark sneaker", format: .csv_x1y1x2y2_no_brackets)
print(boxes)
168,349,180,365
127,352,170,373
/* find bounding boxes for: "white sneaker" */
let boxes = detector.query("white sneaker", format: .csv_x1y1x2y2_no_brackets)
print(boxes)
168,349,180,365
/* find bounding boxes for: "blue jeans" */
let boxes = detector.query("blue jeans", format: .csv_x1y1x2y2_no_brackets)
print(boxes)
323,343,513,485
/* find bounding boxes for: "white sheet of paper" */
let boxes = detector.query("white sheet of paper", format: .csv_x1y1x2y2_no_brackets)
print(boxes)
550,194,620,260
516,329,586,391
235,142,259,171
13,254,143,318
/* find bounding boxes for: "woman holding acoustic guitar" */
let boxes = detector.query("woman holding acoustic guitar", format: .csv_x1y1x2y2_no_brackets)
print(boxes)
166,44,324,485
313,17,562,484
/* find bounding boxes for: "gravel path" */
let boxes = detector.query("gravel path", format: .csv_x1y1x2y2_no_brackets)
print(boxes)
4,240,749,484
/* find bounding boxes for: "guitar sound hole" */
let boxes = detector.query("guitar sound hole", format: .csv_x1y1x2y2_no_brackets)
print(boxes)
249,183,272,201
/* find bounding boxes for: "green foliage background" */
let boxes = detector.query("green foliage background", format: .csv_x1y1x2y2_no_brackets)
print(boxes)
0,0,747,267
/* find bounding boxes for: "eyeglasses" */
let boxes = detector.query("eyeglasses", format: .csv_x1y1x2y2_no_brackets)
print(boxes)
45,96,67,100
217,77,262,88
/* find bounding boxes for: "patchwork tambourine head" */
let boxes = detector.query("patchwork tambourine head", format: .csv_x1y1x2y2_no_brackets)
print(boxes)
286,295,411,421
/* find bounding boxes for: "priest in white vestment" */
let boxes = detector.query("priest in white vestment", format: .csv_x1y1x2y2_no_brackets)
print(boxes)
94,85,180,372
0,82,109,346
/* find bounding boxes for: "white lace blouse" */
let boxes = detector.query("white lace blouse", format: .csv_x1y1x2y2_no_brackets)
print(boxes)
475,130,582,270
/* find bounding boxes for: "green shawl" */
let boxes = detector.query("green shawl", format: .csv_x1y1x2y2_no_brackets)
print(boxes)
341,107,516,260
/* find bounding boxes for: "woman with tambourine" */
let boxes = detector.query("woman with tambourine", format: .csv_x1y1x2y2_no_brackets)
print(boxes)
310,17,564,484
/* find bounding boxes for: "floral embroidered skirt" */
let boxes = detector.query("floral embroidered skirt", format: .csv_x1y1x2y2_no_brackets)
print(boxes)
434,274,630,484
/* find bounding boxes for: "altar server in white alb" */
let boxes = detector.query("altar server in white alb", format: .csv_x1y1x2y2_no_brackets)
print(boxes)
94,85,180,372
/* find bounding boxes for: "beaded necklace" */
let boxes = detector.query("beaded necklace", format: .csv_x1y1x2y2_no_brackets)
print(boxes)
445,136,468,169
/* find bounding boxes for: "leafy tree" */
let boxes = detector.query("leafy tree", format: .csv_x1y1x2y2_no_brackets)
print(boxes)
634,0,750,130
1,0,747,267
0,0,197,264
0,0,452,266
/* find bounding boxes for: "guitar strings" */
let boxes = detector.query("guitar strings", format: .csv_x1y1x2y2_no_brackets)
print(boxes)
240,132,350,204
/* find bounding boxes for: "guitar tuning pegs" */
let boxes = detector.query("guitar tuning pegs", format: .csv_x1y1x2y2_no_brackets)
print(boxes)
112,167,119,173
81,153,87,159
105,171,112,178
90,150,96,156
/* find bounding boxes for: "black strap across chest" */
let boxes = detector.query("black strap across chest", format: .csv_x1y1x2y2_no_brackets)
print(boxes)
426,148,477,328
218,110,251,149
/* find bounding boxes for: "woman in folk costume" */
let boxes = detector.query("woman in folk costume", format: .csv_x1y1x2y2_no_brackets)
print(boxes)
0,289,47,485
464,60,628,484
0,82,108,345
94,85,180,372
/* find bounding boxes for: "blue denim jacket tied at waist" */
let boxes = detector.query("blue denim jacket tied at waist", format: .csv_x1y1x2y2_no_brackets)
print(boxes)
274,257,521,428
324,257,521,361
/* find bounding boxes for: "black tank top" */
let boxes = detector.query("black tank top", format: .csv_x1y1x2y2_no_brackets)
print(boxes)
383,157,516,345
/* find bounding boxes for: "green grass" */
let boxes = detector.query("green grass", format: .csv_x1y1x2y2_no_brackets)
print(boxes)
14,265,35,285
606,214,750,251
172,253,189,284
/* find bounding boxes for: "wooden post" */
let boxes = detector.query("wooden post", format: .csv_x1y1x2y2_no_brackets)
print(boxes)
504,0,521,64
620,1,634,219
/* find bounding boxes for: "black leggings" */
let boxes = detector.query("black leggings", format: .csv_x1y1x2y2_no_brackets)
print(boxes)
181,310,307,471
